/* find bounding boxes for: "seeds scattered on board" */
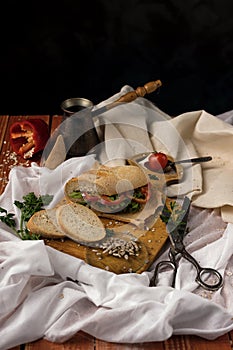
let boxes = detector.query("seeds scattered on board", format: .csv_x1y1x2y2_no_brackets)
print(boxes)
97,237,141,259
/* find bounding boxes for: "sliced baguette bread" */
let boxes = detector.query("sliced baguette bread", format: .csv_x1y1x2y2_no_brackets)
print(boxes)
26,208,66,238
56,202,106,243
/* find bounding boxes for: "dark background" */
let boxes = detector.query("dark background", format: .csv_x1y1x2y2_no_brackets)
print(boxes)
0,0,233,116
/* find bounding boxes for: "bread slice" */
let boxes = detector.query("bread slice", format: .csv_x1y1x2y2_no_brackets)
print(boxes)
27,208,66,238
54,197,68,207
56,202,106,243
65,164,148,202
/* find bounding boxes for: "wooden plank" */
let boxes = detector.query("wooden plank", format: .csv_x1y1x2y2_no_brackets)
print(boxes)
96,339,164,349
50,114,63,133
165,334,232,350
14,333,233,350
25,331,95,349
0,115,50,194
0,115,9,151
95,333,233,350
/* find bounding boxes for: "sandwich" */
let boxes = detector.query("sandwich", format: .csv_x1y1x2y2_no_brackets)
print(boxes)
64,164,164,228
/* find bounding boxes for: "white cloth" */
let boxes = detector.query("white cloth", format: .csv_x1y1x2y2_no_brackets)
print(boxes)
1,155,233,349
93,86,233,222
1,89,233,348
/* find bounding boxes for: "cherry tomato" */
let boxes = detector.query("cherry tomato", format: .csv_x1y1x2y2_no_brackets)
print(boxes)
147,152,168,171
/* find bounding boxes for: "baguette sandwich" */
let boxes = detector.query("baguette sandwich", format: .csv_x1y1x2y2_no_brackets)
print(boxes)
64,165,164,228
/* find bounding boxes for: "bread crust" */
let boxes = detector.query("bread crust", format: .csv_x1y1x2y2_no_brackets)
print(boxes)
26,208,66,238
65,165,148,200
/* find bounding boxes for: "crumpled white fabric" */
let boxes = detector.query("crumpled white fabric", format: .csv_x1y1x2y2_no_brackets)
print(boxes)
93,86,233,222
1,152,233,349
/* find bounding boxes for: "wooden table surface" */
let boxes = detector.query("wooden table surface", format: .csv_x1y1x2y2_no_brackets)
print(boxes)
1,115,233,350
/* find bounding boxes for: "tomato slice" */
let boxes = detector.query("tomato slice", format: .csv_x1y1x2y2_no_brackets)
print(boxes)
99,194,126,206
133,184,150,203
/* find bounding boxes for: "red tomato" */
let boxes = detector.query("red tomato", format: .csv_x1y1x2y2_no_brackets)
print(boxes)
147,152,168,171
100,194,126,206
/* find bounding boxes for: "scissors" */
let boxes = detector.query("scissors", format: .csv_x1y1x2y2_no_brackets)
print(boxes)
150,197,223,291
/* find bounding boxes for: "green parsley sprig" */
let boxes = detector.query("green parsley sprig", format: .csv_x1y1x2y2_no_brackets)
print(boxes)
0,192,53,240
160,201,186,228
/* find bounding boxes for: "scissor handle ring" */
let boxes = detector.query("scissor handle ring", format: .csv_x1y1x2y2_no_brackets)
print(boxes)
180,249,223,291
196,268,223,291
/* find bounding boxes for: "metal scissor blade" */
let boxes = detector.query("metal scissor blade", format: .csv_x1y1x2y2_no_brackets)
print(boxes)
166,196,191,248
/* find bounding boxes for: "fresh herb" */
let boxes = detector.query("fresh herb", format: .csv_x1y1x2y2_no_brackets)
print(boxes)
160,201,185,227
122,201,141,213
160,202,172,224
0,208,16,228
108,195,119,201
70,191,87,205
133,188,145,199
70,191,83,199
0,192,53,240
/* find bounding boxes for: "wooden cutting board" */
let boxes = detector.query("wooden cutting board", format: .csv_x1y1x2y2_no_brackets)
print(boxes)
45,198,174,274
45,157,183,274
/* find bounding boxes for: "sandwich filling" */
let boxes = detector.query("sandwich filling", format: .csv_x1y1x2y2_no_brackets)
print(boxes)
69,183,151,214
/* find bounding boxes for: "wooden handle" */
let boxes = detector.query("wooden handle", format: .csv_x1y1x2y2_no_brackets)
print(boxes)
115,80,162,103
